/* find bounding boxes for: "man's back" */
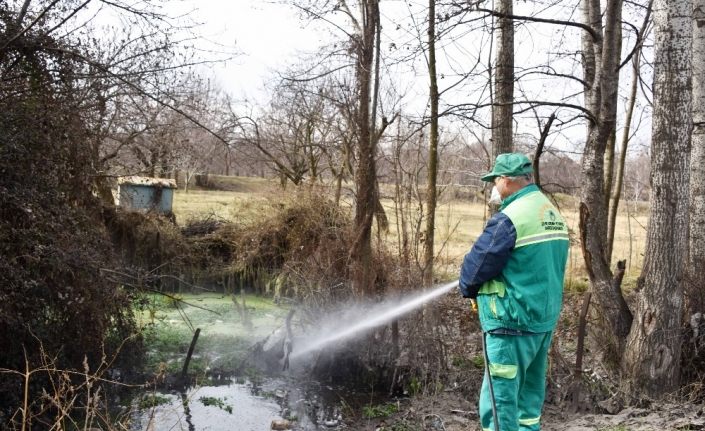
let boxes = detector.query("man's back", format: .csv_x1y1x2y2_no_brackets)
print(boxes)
475,184,570,333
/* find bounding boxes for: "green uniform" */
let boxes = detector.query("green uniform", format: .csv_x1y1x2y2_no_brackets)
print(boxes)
460,184,569,431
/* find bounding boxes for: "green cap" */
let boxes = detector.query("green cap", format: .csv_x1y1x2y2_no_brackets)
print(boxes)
481,153,533,182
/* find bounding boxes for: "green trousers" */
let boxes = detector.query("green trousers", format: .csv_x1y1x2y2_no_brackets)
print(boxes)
479,331,553,431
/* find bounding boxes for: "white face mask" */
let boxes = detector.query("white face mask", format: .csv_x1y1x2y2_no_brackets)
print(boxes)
488,185,502,205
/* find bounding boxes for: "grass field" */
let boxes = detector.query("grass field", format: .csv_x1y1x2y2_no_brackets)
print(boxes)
172,175,648,287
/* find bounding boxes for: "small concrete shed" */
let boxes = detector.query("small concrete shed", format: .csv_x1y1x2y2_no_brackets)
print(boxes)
117,176,177,214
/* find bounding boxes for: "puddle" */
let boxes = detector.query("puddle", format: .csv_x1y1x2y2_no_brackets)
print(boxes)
131,293,350,430
133,382,282,430
131,377,347,431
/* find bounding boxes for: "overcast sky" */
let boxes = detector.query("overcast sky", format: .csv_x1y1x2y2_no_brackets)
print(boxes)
182,1,322,99
168,1,651,154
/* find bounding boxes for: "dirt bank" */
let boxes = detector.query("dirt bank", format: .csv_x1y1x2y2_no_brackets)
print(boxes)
345,391,705,431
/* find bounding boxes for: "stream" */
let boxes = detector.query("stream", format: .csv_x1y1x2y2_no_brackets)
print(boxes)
132,376,350,431
127,282,457,430
128,293,375,431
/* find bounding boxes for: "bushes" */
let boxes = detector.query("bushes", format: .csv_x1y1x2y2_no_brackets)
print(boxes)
175,193,356,300
0,16,140,425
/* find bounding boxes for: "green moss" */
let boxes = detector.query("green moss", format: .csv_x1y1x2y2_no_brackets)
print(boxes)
199,396,233,414
471,354,485,369
362,402,399,418
452,355,484,370
407,377,422,396
139,394,171,409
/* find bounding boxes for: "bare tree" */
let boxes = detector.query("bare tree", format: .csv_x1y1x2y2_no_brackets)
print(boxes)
606,2,653,262
235,79,338,187
386,121,426,268
623,0,692,396
348,0,384,295
423,0,440,286
578,0,633,361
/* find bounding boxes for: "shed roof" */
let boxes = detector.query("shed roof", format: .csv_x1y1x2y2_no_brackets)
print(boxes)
118,176,177,188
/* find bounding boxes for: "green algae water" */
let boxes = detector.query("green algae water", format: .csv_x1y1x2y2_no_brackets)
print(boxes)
132,281,460,430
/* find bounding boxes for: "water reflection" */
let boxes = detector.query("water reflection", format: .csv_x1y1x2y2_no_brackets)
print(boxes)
133,377,346,431
134,380,282,430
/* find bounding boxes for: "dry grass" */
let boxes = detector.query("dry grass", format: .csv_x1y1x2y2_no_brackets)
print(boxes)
172,177,649,285
558,197,649,285
172,176,279,223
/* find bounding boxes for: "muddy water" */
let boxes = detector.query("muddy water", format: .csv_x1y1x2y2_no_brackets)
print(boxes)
131,294,348,430
134,383,282,430
132,377,349,430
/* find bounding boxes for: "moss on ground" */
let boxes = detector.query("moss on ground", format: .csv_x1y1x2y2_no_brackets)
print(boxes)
138,293,289,376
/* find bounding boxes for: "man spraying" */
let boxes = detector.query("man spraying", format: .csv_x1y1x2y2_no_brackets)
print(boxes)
459,153,569,431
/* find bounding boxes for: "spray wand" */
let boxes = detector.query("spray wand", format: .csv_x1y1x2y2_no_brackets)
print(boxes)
469,298,500,431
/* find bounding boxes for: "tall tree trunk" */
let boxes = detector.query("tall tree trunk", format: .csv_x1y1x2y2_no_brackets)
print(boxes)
579,0,632,363
605,9,626,210
606,52,641,263
688,0,705,314
423,0,439,287
334,167,344,206
624,0,692,397
491,0,514,158
350,0,380,296
607,1,652,263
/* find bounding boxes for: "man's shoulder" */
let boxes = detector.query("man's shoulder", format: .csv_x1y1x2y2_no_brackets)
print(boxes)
484,211,516,236
487,210,513,225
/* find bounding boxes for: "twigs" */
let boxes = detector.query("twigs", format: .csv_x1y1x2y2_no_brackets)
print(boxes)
2,337,146,430
150,289,220,316
100,268,221,316
569,291,592,413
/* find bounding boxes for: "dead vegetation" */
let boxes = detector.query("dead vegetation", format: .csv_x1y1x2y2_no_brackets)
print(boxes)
0,21,141,427
107,191,483,399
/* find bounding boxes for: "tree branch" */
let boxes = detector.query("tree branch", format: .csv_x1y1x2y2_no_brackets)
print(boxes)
442,100,596,123
44,46,231,147
619,0,653,70
0,0,63,53
475,7,601,42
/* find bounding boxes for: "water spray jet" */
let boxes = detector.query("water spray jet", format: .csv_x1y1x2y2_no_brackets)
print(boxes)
290,280,459,360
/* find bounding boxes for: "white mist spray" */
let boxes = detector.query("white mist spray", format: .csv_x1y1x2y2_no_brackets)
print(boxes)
290,280,459,359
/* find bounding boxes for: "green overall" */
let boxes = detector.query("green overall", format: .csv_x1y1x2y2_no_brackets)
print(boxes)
476,186,569,431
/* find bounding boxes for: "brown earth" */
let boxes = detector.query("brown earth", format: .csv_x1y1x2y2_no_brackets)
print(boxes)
345,390,705,430
341,291,705,431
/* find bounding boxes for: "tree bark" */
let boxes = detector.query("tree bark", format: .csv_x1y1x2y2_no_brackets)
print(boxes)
491,0,514,158
603,129,617,209
350,0,380,296
624,0,692,397
688,0,705,314
607,1,652,263
580,0,600,125
423,0,439,287
579,0,632,362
